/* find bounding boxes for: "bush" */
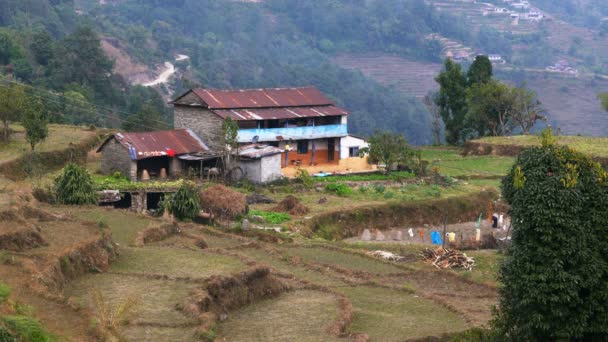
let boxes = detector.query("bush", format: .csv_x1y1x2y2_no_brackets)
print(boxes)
372,184,385,194
314,224,342,240
495,133,608,340
0,327,17,342
325,183,352,197
168,182,200,221
295,168,314,190
200,184,247,220
249,210,291,224
0,282,11,303
1,315,57,342
54,163,97,205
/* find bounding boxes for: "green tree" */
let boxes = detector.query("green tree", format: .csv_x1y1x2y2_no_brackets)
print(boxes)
62,91,97,125
467,55,493,86
360,131,414,174
466,80,516,137
599,93,608,111
55,163,98,205
511,87,546,135
121,104,168,132
221,117,239,169
496,130,608,340
0,80,26,144
435,59,468,145
168,182,200,221
21,97,47,152
30,30,54,66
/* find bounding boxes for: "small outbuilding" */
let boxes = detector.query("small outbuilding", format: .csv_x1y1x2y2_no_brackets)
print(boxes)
97,129,211,181
340,134,368,160
237,144,283,184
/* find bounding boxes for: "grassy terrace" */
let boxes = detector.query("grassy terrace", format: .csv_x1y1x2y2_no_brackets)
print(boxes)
0,124,96,164
472,135,608,158
420,147,514,178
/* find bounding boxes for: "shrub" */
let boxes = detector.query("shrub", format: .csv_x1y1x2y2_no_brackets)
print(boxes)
54,163,97,205
325,183,352,197
372,184,385,194
0,282,11,303
314,224,342,241
1,315,57,342
168,182,200,221
249,210,291,224
0,327,17,342
32,185,56,204
383,191,395,199
200,184,247,220
358,186,368,193
495,133,608,340
295,168,314,190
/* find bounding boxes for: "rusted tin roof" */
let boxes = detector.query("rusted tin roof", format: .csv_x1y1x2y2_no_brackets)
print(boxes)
97,129,209,160
238,144,283,160
212,105,348,121
191,86,334,109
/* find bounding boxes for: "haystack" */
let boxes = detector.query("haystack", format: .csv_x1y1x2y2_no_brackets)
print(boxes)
200,185,247,220
273,195,310,216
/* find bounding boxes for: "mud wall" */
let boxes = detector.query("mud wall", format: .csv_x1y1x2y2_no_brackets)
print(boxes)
308,190,498,239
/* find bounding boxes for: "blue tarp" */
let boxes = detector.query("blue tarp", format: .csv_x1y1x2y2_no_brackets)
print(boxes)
430,231,443,245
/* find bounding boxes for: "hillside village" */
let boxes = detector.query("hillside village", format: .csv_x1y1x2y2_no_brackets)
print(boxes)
1,1,608,341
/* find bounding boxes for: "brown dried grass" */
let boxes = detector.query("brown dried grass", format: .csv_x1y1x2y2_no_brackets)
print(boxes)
200,185,247,220
272,195,310,216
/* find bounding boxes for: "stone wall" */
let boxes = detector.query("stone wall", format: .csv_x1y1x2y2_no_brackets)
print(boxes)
100,139,137,181
174,105,224,151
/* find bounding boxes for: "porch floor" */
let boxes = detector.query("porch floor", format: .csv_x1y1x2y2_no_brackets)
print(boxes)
281,157,377,178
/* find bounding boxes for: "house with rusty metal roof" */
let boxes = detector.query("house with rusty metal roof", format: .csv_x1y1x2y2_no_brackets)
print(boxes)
96,129,217,182
171,86,351,169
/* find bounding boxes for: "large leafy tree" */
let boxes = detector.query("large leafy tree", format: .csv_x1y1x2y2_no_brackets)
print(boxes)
21,97,48,152
496,130,608,340
467,55,493,86
435,59,468,145
599,93,608,111
466,80,516,137
0,80,26,143
511,87,546,135
361,131,414,174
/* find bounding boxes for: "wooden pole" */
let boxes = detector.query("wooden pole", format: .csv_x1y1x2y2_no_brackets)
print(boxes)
442,215,447,248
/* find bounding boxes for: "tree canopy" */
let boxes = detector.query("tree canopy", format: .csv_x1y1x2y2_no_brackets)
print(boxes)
497,131,608,339
361,131,414,174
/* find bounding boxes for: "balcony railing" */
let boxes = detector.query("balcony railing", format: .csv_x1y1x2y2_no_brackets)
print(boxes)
237,124,348,143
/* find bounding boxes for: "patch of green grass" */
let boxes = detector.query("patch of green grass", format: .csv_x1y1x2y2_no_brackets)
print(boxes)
72,209,155,245
0,124,94,164
341,286,468,341
420,148,514,178
92,174,186,191
1,315,57,342
112,247,247,278
217,290,341,342
474,135,608,158
65,274,197,327
325,183,353,197
249,210,291,224
464,250,506,287
284,246,405,275
317,171,415,183
0,282,11,303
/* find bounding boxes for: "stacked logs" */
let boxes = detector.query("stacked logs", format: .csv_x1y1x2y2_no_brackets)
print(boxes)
421,247,475,271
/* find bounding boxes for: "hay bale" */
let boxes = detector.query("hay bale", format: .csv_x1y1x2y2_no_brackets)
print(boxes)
200,185,247,220
273,195,310,216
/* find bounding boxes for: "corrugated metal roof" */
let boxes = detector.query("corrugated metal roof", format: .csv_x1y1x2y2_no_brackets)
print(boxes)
238,144,283,160
97,129,209,160
212,105,348,121
191,86,334,109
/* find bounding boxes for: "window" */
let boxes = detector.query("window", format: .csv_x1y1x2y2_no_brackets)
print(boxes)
297,140,309,154
349,147,359,158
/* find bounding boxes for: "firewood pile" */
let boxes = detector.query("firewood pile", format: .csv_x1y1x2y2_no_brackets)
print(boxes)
421,247,475,271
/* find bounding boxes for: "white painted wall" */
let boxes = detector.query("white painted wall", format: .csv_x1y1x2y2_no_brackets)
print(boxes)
340,135,368,159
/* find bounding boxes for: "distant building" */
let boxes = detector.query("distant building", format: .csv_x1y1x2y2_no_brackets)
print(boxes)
340,135,369,160
488,54,504,63
96,129,213,182
171,87,349,168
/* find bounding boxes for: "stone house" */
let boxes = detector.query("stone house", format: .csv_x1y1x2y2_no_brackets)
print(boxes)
171,86,350,168
96,129,211,181
237,144,283,184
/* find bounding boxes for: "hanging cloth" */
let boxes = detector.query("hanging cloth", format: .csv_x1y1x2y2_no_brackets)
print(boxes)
408,228,414,238
431,231,443,245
